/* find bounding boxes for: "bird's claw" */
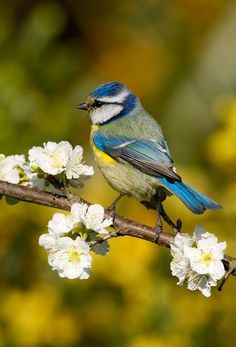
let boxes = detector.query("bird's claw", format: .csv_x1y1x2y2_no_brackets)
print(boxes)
154,217,163,244
107,193,125,225
175,218,182,232
107,205,116,224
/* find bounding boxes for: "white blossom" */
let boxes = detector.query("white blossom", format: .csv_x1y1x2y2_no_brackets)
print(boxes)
39,232,57,250
184,230,226,280
45,203,112,238
187,272,217,298
66,145,94,179
28,141,94,185
21,162,45,190
170,226,227,297
39,202,112,279
71,203,113,235
48,212,74,236
170,233,193,284
28,141,72,175
40,235,92,279
0,154,25,184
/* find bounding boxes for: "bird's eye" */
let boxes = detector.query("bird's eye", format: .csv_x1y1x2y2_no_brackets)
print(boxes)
94,100,104,108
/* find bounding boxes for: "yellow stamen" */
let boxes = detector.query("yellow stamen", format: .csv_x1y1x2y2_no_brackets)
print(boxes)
201,252,213,264
68,247,81,263
51,156,63,169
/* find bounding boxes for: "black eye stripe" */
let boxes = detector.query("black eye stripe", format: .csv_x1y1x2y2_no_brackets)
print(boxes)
93,100,104,107
110,102,123,106
93,100,123,108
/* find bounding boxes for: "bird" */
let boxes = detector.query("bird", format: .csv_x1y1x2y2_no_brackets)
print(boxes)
78,81,221,231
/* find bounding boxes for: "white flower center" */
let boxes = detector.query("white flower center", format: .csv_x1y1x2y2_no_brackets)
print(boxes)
200,251,213,264
68,247,81,263
51,154,64,169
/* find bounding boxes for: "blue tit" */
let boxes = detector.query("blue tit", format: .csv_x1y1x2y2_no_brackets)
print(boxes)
78,81,221,230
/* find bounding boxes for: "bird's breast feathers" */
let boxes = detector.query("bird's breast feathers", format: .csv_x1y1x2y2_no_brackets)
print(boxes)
90,125,116,165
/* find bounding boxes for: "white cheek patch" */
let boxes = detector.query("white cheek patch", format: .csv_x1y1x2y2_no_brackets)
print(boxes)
90,104,123,124
98,90,129,103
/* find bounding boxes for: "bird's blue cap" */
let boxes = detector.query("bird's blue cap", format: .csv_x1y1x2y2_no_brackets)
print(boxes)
90,81,125,99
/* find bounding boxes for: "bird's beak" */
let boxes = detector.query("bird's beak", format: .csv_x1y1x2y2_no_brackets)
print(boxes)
77,102,88,111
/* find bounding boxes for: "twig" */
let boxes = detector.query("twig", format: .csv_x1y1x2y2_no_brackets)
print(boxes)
218,267,234,291
88,230,123,248
0,180,235,279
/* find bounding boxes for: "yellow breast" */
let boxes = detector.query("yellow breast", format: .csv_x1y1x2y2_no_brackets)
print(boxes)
90,125,116,165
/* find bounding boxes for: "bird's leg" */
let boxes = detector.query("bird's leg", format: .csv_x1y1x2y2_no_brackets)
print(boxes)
159,203,182,233
154,191,182,240
154,197,163,243
107,192,125,222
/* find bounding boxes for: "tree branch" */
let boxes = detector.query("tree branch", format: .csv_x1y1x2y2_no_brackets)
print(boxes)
0,180,235,277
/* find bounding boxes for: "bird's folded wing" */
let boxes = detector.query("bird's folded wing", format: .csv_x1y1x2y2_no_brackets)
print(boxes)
93,133,181,181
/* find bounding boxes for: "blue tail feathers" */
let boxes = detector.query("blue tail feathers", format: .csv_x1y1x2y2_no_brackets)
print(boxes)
160,178,222,214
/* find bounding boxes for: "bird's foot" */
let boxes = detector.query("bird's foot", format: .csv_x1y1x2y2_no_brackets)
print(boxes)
157,198,182,233
161,212,182,233
107,205,116,224
175,218,182,233
107,193,125,224
154,213,163,244
141,200,156,210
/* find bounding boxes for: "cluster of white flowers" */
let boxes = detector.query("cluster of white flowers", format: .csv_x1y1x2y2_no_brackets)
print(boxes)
0,141,94,192
39,203,112,279
29,141,94,180
0,141,113,281
170,226,226,297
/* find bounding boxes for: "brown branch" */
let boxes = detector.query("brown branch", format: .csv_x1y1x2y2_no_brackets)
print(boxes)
0,180,235,278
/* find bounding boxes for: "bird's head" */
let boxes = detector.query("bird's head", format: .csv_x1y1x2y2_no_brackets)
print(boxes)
78,81,140,125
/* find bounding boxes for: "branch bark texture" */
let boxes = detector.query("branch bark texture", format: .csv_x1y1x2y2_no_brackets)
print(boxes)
0,180,235,277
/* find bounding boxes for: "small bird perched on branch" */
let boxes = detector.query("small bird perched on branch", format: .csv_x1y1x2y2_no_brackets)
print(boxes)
78,81,221,231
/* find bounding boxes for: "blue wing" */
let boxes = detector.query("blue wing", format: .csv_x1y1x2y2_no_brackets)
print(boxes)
93,132,221,214
93,132,181,181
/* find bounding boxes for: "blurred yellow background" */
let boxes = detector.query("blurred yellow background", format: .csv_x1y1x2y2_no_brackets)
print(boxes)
0,1,236,346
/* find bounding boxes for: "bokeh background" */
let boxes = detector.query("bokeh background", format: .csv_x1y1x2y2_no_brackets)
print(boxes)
0,1,236,346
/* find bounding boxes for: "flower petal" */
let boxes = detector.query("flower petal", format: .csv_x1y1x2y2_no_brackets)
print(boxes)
84,204,104,229
208,260,225,279
71,203,88,223
48,213,74,235
39,233,57,250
